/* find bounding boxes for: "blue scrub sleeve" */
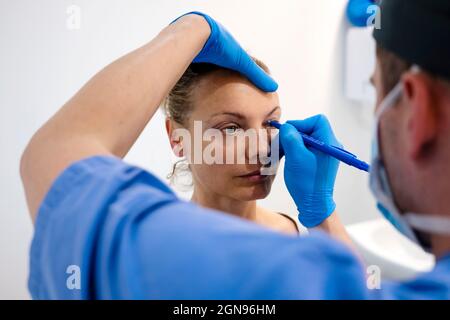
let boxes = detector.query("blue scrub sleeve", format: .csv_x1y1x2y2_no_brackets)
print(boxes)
372,254,450,300
29,156,369,299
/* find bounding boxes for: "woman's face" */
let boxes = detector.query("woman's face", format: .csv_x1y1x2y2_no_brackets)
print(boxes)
175,69,281,201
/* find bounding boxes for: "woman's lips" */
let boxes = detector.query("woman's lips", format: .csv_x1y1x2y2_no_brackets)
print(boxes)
238,170,269,182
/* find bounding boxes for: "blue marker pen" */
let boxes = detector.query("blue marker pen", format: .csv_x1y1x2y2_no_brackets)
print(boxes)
268,120,370,172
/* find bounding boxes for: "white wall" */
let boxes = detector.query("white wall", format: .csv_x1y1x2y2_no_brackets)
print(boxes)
0,0,380,299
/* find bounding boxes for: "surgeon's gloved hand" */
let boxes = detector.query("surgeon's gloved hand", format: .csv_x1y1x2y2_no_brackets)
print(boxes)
279,115,341,228
172,12,278,92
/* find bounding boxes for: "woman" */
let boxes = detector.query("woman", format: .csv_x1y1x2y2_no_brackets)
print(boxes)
163,60,300,235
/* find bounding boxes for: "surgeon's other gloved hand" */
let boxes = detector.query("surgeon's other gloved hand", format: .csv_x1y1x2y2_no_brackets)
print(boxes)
279,115,341,228
172,12,278,92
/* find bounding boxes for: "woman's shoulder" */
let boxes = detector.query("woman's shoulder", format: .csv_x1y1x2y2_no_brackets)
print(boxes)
256,207,300,235
276,212,301,234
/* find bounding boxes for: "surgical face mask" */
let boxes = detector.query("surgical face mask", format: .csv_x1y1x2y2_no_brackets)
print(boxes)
369,66,450,252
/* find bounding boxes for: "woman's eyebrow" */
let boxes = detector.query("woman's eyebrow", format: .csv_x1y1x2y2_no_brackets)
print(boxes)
209,111,245,119
209,106,281,119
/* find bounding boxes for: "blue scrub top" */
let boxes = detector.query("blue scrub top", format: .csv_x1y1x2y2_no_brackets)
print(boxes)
29,156,450,299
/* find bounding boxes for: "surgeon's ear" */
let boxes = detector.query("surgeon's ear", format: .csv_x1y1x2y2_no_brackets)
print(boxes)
165,118,184,157
403,72,438,161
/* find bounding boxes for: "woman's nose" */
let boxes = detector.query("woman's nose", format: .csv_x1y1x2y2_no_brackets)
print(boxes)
246,128,271,165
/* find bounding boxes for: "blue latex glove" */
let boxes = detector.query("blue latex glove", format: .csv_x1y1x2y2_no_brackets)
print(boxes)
346,0,377,27
172,12,278,92
279,115,341,228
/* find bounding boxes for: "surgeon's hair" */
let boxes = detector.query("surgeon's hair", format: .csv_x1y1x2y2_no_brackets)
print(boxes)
376,45,412,95
162,57,271,187
376,44,450,96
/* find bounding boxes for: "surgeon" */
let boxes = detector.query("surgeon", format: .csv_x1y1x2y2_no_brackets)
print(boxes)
21,0,450,299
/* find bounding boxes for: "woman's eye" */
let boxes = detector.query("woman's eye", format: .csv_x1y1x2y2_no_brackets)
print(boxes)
222,125,241,135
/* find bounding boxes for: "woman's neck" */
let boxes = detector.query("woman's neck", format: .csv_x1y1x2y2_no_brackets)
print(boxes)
191,187,257,221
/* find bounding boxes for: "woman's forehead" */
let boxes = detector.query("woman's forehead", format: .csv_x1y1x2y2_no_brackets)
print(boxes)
191,72,280,119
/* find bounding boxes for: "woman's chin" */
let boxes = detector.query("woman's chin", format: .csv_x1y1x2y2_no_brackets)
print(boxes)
231,184,272,201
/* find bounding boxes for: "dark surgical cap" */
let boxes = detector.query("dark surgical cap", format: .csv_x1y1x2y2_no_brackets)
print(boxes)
373,0,450,80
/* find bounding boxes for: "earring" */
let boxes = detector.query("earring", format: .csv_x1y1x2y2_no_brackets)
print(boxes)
173,142,183,157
